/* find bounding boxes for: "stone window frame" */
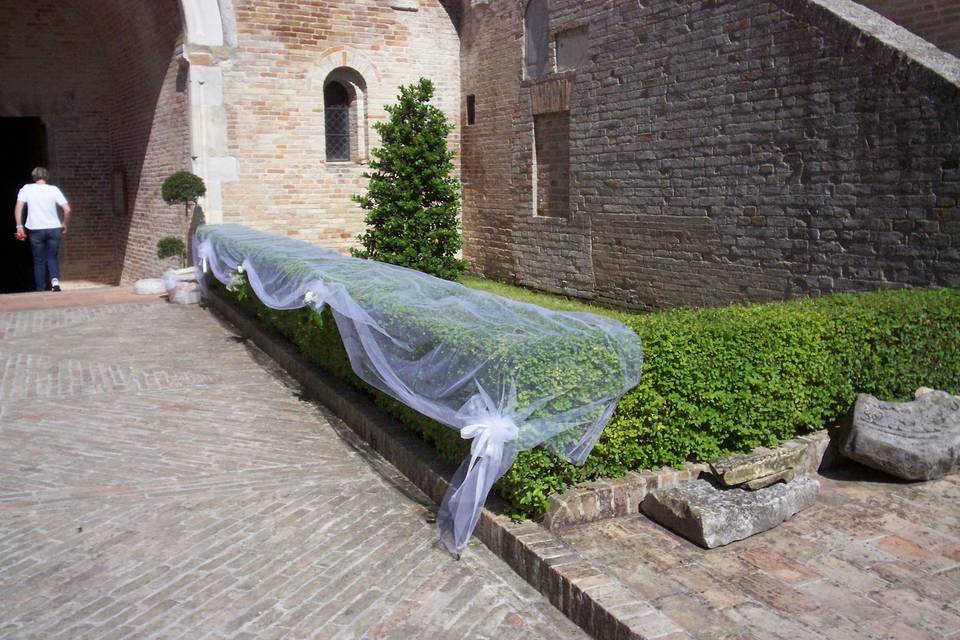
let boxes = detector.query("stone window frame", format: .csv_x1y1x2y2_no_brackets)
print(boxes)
554,23,589,73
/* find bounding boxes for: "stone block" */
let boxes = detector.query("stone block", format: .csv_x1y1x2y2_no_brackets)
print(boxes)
838,391,960,481
388,0,418,10
641,476,820,548
710,445,807,487
742,467,795,491
134,278,166,295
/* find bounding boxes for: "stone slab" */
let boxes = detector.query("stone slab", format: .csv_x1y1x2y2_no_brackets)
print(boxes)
710,444,807,487
839,391,960,481
742,467,795,491
641,476,821,548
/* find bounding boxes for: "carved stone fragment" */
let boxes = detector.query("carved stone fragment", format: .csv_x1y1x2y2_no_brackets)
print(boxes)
641,476,820,548
710,445,806,487
742,467,795,491
839,391,960,481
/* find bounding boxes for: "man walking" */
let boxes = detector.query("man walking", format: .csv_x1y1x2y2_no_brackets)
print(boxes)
13,167,71,292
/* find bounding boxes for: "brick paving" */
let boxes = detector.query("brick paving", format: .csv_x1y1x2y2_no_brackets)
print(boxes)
0,287,162,313
0,296,586,640
559,466,960,640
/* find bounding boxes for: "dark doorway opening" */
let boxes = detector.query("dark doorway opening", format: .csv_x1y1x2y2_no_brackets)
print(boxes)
1,117,48,294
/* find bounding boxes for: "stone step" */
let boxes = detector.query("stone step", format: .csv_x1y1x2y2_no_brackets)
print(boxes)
640,476,820,548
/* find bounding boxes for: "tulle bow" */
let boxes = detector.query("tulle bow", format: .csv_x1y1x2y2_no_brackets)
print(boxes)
461,411,518,470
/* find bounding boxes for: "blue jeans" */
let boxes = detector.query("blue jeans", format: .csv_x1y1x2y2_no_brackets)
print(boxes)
28,227,62,291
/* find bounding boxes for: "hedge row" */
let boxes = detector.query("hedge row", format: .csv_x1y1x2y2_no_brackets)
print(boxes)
218,278,960,519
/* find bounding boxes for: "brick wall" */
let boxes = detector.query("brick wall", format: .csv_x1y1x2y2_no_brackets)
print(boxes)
460,2,522,280
461,0,960,310
90,0,190,283
220,0,461,253
855,0,960,57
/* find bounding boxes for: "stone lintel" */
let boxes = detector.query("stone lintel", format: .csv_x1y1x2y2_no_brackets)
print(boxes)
389,0,419,11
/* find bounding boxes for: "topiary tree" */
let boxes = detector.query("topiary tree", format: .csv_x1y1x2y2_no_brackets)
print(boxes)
160,170,205,271
352,78,467,281
162,171,206,218
157,236,186,268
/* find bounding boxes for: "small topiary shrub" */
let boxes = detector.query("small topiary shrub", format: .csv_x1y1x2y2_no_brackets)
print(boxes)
162,171,206,217
352,78,467,281
156,236,187,266
214,276,960,520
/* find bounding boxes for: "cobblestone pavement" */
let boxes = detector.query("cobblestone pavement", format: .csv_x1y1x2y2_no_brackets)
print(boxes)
560,467,960,640
0,299,587,640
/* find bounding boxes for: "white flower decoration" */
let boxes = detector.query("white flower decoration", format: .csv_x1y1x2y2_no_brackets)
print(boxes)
226,264,246,291
304,291,318,305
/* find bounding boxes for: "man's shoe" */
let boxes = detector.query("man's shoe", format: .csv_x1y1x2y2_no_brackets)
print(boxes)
51,278,61,292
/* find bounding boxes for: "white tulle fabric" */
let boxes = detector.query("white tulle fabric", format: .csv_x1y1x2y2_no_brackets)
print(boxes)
195,224,643,555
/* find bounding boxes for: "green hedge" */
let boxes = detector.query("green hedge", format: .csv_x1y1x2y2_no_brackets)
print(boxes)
218,279,960,519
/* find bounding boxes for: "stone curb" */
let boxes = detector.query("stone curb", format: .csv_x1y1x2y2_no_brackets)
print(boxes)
545,432,839,531
205,290,692,640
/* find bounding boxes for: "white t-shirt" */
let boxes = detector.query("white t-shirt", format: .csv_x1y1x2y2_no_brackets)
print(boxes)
17,183,68,230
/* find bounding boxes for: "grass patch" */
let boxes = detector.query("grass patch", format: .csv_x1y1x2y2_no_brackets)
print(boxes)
459,276,628,319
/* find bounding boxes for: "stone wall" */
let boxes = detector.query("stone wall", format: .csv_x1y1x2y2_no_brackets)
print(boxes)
219,0,461,253
460,0,960,310
855,0,960,57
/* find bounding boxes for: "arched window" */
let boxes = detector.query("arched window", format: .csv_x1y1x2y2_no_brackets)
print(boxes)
525,0,550,79
325,81,351,162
